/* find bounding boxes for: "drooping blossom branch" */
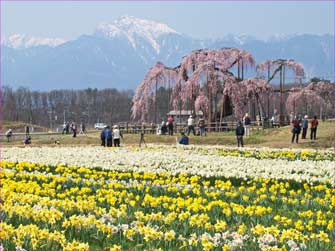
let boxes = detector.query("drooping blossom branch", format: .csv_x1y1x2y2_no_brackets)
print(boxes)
241,77,272,119
131,62,178,120
257,59,305,81
195,92,209,115
286,88,325,115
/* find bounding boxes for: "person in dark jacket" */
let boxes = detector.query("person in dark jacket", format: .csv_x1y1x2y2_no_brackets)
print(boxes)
236,121,245,147
291,117,301,143
198,117,206,136
24,135,31,145
104,126,113,147
65,122,70,134
72,123,77,138
310,115,319,140
301,115,308,139
161,121,167,135
178,132,189,145
100,127,106,146
25,125,30,136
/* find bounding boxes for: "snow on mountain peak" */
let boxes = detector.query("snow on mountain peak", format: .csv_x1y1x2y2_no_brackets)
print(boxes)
266,33,302,42
95,15,179,53
4,34,66,49
115,15,178,37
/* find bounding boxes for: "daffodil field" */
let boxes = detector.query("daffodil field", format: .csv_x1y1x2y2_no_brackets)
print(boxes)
1,145,334,251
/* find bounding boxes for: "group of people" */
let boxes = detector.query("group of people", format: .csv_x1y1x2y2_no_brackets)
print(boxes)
62,122,86,137
159,116,175,135
2,112,322,148
186,115,206,136
159,115,207,137
177,115,206,145
5,125,32,145
291,115,318,144
235,112,321,147
100,125,123,147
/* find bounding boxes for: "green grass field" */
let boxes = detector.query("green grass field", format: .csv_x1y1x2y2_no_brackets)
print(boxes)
2,120,333,149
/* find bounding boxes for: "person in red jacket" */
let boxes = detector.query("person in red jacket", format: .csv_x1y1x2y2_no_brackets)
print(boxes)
310,115,318,140
167,115,174,136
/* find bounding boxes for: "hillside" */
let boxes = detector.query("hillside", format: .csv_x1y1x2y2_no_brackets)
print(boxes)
2,120,333,150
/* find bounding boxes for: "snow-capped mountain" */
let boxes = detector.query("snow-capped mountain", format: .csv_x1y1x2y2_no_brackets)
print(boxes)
95,15,179,53
3,34,66,49
211,34,259,46
1,16,333,91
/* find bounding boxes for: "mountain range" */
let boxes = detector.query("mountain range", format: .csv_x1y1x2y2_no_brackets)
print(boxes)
1,15,333,91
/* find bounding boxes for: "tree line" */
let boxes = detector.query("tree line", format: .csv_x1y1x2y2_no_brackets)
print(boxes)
1,86,134,129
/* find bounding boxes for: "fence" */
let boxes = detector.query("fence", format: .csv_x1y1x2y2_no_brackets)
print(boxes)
1,121,267,142
117,121,265,134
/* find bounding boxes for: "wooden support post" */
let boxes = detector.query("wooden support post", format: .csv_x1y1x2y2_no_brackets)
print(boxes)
155,79,158,125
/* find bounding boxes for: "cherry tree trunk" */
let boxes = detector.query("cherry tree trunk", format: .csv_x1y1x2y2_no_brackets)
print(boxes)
220,94,228,131
255,94,264,122
207,92,212,132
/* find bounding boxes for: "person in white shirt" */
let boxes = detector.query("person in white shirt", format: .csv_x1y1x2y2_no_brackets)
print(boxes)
243,113,251,137
187,115,195,136
113,125,123,147
6,129,13,142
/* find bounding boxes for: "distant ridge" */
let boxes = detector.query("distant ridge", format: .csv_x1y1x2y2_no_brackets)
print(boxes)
1,16,333,91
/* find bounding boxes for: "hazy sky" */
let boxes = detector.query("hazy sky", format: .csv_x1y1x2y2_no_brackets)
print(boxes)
1,1,334,40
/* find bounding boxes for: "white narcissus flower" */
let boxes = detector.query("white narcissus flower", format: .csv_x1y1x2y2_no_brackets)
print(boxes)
287,239,298,248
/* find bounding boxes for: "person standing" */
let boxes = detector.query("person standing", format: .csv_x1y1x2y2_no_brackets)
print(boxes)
167,115,174,136
271,115,275,128
113,125,123,147
62,123,67,134
161,121,167,135
80,123,85,135
243,113,251,137
198,117,206,136
236,121,245,147
66,122,70,134
301,115,308,139
187,115,195,136
101,126,106,146
150,122,155,134
6,129,13,142
289,112,294,123
104,126,113,147
25,125,30,136
291,117,301,143
72,123,77,138
310,115,319,140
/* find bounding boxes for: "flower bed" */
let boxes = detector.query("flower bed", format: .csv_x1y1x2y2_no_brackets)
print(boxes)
2,146,333,184
1,160,333,251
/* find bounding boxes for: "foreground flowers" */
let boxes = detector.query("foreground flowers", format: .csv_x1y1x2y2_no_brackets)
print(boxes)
1,148,334,250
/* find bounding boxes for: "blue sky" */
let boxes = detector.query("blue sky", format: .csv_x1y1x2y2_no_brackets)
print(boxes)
1,1,334,40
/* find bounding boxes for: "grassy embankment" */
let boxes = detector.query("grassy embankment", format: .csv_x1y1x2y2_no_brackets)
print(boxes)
2,120,333,149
